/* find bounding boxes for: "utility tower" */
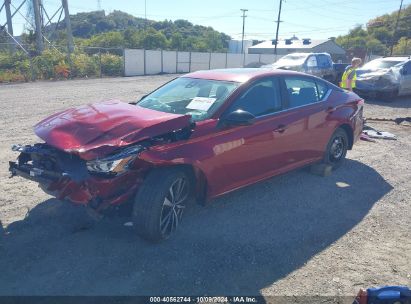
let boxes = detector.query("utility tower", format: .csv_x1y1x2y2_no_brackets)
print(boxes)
240,8,248,54
0,0,74,54
3,0,15,51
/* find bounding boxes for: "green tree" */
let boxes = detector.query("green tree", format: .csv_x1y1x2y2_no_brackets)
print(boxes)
95,19,116,33
393,37,411,55
123,28,139,48
83,31,125,48
138,28,168,50
366,38,387,55
348,25,368,38
336,35,367,50
204,32,224,51
369,27,392,45
336,4,411,56
170,32,184,50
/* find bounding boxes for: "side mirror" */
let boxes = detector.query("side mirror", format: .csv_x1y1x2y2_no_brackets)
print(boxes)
222,110,256,127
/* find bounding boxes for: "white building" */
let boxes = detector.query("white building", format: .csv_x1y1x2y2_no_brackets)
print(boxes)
229,39,253,54
248,38,346,62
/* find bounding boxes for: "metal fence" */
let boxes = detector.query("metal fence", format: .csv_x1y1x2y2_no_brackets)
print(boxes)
123,49,281,76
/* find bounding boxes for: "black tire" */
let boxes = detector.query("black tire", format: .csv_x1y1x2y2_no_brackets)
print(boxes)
132,168,191,242
323,128,349,170
379,90,398,102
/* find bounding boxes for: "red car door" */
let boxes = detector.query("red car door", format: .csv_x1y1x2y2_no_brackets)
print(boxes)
204,77,305,197
203,77,281,196
206,76,333,197
281,76,333,163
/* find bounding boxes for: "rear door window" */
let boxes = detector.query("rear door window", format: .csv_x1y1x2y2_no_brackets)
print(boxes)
316,80,329,99
306,56,318,68
284,77,328,108
317,55,332,68
227,77,282,117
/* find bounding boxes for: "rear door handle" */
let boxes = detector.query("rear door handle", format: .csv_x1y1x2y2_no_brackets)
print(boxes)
326,106,336,113
273,124,287,133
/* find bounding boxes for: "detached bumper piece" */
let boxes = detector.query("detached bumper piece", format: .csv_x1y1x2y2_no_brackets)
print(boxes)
9,160,62,184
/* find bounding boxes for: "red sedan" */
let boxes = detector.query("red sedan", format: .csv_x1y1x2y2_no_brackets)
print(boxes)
9,69,364,242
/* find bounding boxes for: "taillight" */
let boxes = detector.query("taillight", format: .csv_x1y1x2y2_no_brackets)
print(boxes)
356,99,365,106
353,289,368,304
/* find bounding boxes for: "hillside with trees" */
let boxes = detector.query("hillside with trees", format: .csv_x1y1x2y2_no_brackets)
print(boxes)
336,4,411,56
2,6,410,83
37,10,231,52
0,10,231,82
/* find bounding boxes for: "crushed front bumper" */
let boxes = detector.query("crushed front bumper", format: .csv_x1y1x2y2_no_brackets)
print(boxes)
9,160,61,184
9,144,143,211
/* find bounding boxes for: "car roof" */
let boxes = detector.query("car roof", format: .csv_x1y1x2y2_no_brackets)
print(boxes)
379,57,410,62
282,52,330,56
182,68,306,83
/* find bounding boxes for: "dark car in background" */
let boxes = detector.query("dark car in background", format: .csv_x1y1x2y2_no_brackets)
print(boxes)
9,69,364,242
355,56,411,99
262,52,348,84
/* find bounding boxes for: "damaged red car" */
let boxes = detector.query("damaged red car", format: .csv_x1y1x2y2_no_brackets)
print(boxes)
9,69,364,242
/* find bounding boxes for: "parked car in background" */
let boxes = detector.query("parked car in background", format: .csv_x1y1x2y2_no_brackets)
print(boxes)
9,69,364,242
355,56,411,99
262,52,349,84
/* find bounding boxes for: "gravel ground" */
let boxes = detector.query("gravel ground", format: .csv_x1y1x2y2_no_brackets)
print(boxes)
0,76,410,299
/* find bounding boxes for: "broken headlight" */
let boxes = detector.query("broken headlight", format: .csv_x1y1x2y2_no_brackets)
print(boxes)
86,145,144,174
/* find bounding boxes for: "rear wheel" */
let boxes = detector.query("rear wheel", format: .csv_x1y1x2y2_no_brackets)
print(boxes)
379,89,398,102
323,128,349,170
132,168,191,242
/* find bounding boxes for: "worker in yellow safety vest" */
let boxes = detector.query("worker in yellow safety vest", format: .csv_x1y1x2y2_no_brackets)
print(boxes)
340,57,362,91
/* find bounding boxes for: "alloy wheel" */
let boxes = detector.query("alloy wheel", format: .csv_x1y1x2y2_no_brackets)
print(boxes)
159,177,189,238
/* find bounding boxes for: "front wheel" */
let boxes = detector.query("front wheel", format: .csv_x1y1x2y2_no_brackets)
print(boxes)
132,168,191,242
323,128,349,170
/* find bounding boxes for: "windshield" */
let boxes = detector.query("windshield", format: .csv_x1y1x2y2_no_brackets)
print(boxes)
138,77,239,121
362,59,403,70
275,54,309,66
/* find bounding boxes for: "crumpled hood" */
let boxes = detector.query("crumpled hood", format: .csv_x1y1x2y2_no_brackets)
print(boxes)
34,100,191,160
356,68,390,79
356,67,401,85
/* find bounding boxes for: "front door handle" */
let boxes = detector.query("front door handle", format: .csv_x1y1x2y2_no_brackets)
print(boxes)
273,124,287,133
326,106,336,113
